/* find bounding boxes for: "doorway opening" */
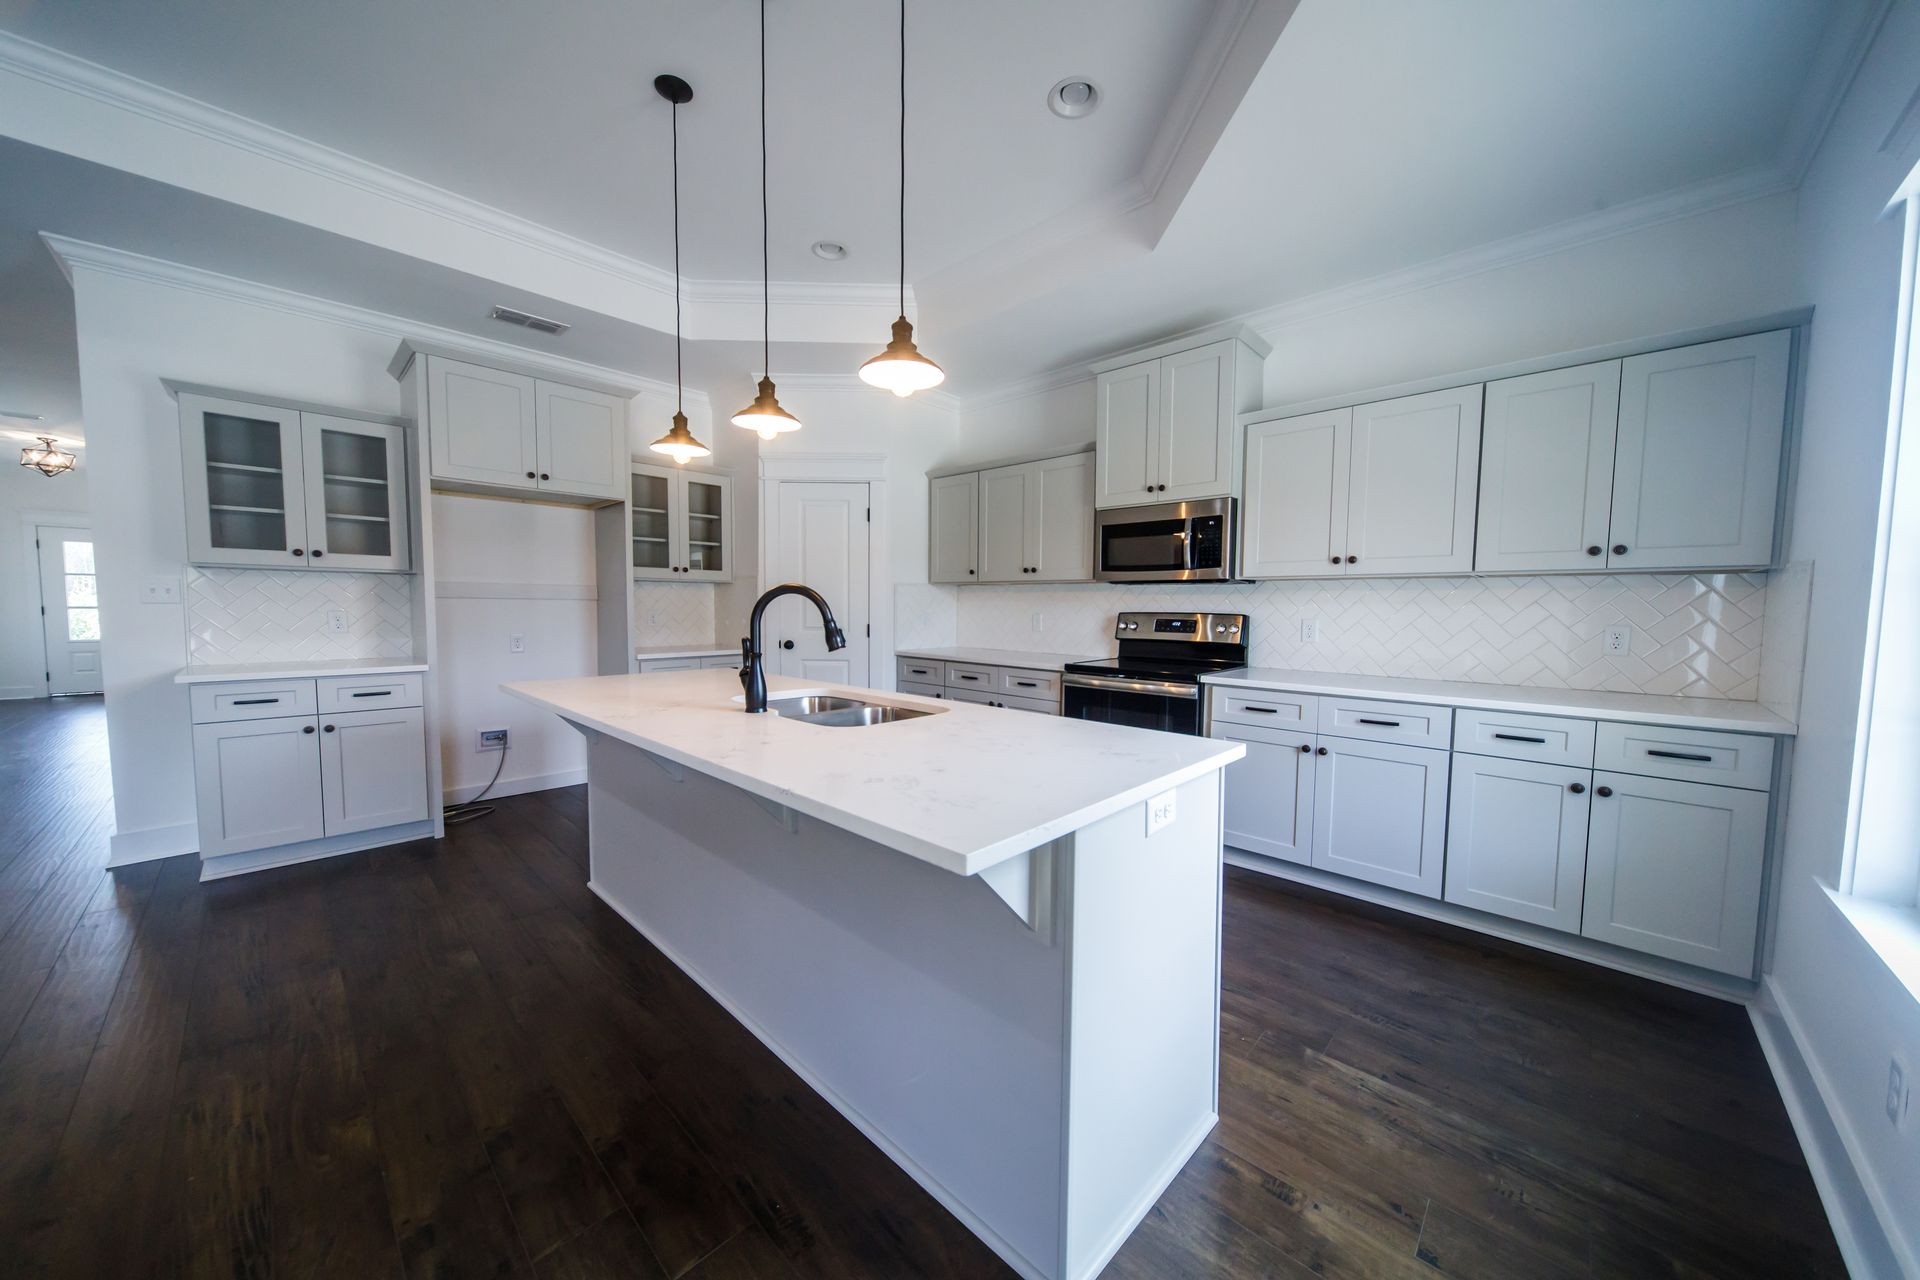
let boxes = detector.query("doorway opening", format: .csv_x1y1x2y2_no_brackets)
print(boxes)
36,525,102,696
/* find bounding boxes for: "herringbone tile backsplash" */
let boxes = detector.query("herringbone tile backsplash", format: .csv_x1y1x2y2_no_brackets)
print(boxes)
957,573,1767,700
632,582,719,647
186,568,414,664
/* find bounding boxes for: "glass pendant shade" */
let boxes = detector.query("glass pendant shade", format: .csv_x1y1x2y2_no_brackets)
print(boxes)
649,411,711,465
19,436,76,477
858,315,945,398
730,375,803,439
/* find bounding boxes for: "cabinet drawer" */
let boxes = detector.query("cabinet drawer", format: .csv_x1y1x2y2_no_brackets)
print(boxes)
1453,708,1596,767
700,655,740,670
946,687,996,706
897,657,947,686
189,678,319,724
1594,722,1773,791
1211,687,1317,731
945,664,995,691
996,693,1058,715
317,672,423,713
898,680,945,700
996,668,1061,701
1317,696,1451,749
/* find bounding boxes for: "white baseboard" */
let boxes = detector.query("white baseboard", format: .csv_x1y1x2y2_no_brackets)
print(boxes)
197,819,435,881
1751,976,1913,1279
0,684,45,701
443,766,585,806
107,821,197,867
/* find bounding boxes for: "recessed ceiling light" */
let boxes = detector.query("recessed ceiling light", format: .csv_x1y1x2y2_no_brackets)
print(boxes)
811,241,847,261
1047,78,1100,119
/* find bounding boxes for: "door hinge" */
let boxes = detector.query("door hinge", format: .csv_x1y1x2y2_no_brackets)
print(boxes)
865,507,871,523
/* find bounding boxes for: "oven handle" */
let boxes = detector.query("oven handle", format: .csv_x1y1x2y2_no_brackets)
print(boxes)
1062,673,1200,700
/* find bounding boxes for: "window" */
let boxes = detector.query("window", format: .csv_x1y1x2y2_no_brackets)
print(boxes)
61,540,100,642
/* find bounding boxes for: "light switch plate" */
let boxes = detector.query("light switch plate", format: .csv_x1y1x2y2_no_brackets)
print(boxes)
1146,789,1177,837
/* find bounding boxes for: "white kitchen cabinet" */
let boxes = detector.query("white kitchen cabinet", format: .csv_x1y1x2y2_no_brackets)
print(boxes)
422,354,628,504
1443,754,1590,933
319,706,431,837
632,464,733,581
1346,385,1482,576
1474,360,1622,573
1609,331,1789,571
928,472,979,582
978,463,1031,583
701,654,740,670
1216,722,1316,865
975,452,1094,584
1091,330,1266,509
191,714,325,857
1581,771,1769,976
179,390,411,573
1240,409,1350,578
1310,736,1449,898
535,379,625,501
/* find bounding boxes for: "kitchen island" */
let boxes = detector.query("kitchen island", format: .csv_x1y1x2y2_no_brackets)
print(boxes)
504,669,1243,1280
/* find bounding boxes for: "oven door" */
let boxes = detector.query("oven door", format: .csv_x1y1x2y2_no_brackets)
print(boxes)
1061,674,1202,735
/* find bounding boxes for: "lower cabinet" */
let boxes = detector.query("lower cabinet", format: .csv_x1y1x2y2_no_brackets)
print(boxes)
320,707,430,837
1311,736,1449,898
1443,753,1590,932
1581,771,1769,976
191,714,327,857
1216,722,1315,865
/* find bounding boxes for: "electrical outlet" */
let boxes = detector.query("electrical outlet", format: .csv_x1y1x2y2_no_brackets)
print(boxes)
1146,789,1177,837
1604,624,1632,655
325,608,348,635
1890,1058,1909,1129
141,577,179,604
477,728,509,751
509,634,527,654
1300,618,1320,644
1030,611,1044,633
646,610,662,628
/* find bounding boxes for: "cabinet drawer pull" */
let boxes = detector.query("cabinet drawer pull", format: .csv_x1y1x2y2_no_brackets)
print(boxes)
1357,717,1400,727
1014,680,1038,688
1493,732,1546,744
959,674,980,681
1244,706,1277,714
233,697,280,706
1647,749,1713,763
351,690,392,698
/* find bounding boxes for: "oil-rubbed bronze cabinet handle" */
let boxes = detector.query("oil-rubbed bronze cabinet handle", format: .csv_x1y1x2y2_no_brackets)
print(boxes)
1493,732,1546,744
1612,544,1628,556
1298,743,1312,753
1648,749,1713,763
1596,785,1613,798
1316,746,1329,756
1346,555,1358,564
1357,718,1400,727
302,725,315,734
1569,782,1586,794
1587,546,1603,556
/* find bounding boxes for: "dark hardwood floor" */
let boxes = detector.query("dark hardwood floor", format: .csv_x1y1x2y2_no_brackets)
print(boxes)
0,695,1843,1278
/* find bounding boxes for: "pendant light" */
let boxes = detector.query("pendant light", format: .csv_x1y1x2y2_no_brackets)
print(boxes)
18,435,76,477
858,0,944,398
649,74,713,466
730,0,803,439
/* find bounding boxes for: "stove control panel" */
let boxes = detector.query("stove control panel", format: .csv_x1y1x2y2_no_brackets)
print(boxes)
1113,612,1248,642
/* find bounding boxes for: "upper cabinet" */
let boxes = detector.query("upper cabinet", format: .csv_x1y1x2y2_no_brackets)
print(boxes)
178,390,412,574
1241,385,1482,579
631,463,733,582
415,353,628,504
927,448,1095,586
928,472,979,583
1092,329,1268,509
1475,360,1623,572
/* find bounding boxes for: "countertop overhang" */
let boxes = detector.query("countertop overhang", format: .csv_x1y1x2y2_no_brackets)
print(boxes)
504,670,1243,876
176,658,428,684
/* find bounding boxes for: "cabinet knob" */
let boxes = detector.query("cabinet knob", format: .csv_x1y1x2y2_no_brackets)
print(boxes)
310,550,324,559
1586,545,1602,557
526,471,536,479
540,472,551,481
1316,746,1328,756
967,568,975,575
1612,544,1627,556
1346,555,1358,564
291,548,304,557
323,724,335,733
1298,743,1312,754
1157,484,1168,492
781,640,795,650
1595,785,1613,798
302,725,315,734
1330,556,1341,565
1568,782,1586,794
1145,486,1154,493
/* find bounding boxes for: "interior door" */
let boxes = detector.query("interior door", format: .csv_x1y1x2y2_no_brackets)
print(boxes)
427,356,538,488
1030,452,1093,582
1157,340,1235,501
536,379,625,500
1094,362,1160,507
36,527,102,696
769,482,871,685
977,463,1031,583
1346,385,1483,577
300,414,410,572
1475,361,1620,573
1241,409,1351,578
928,472,978,583
178,392,309,568
1609,330,1789,571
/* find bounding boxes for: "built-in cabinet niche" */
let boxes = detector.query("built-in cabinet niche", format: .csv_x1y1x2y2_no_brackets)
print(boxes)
630,463,733,582
1091,327,1270,509
928,448,1094,584
176,387,413,574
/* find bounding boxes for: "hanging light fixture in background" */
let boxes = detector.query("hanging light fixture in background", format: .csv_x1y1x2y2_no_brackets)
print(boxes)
649,74,713,465
858,0,944,398
19,435,76,477
731,0,803,439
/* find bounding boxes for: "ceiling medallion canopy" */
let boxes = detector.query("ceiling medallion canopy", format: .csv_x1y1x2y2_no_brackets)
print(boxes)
858,0,944,398
648,72,713,465
19,436,76,477
731,0,804,439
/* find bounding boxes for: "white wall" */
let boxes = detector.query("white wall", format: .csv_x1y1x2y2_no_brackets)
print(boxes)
1762,3,1920,1271
0,453,90,699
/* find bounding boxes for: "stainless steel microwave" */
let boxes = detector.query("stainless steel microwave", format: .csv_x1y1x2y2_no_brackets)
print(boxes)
1094,498,1235,582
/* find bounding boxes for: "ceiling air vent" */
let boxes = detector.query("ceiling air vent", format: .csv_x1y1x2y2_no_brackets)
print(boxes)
489,305,570,336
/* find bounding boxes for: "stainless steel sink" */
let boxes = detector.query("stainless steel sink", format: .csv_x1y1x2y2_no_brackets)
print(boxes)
766,695,934,727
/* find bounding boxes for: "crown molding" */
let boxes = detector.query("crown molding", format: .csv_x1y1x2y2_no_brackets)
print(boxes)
957,366,1095,415
42,233,700,404
1775,0,1896,186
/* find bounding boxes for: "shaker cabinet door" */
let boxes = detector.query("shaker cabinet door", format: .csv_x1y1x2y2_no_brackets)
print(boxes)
1216,723,1316,865
319,706,431,837
179,392,311,569
428,356,539,489
1156,340,1237,502
1241,409,1351,578
1311,736,1449,898
1094,361,1160,507
300,413,411,573
535,379,626,501
1443,754,1590,932
977,463,1032,583
1475,361,1620,573
928,472,979,583
192,715,325,857
1030,452,1094,582
1346,385,1483,577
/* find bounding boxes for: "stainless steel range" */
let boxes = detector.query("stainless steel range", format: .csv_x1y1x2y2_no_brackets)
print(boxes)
1061,611,1249,735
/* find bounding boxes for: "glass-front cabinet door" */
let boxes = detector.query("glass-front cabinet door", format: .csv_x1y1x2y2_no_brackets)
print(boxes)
681,471,731,581
630,463,676,580
301,414,411,573
630,464,734,583
180,392,309,568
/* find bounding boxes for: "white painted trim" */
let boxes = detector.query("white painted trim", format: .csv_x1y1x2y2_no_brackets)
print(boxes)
108,821,197,867
443,766,587,806
756,471,889,692
1066,1113,1216,1280
1086,321,1273,374
1754,973,1916,1278
0,685,43,701
588,878,1053,1280
432,580,597,601
196,819,436,881
756,452,888,482
1775,0,1897,185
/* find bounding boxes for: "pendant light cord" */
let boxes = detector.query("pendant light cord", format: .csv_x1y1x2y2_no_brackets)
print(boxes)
760,0,771,376
898,0,906,318
672,95,683,415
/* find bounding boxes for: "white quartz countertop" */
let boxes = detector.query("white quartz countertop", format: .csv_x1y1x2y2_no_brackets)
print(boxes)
504,669,1242,876
1202,667,1797,735
175,658,427,685
634,644,737,660
895,646,1106,671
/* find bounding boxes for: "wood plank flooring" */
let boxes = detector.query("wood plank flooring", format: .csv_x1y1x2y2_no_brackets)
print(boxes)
0,695,1843,1278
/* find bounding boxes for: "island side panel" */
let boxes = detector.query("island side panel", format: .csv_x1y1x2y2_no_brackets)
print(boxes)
1060,771,1225,1280
584,734,1070,1280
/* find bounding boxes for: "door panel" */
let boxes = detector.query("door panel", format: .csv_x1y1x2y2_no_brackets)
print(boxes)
1443,754,1589,932
1347,385,1482,576
1609,330,1789,570
1217,723,1315,865
1031,452,1093,582
1094,363,1159,507
770,482,871,685
300,414,410,572
977,464,1031,583
428,357,538,488
1475,361,1620,573
191,714,325,857
36,528,102,696
1157,341,1235,501
630,463,677,579
536,380,625,500
1241,410,1351,578
320,706,430,836
179,392,309,568
928,472,978,582
681,472,732,580
1311,736,1449,898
